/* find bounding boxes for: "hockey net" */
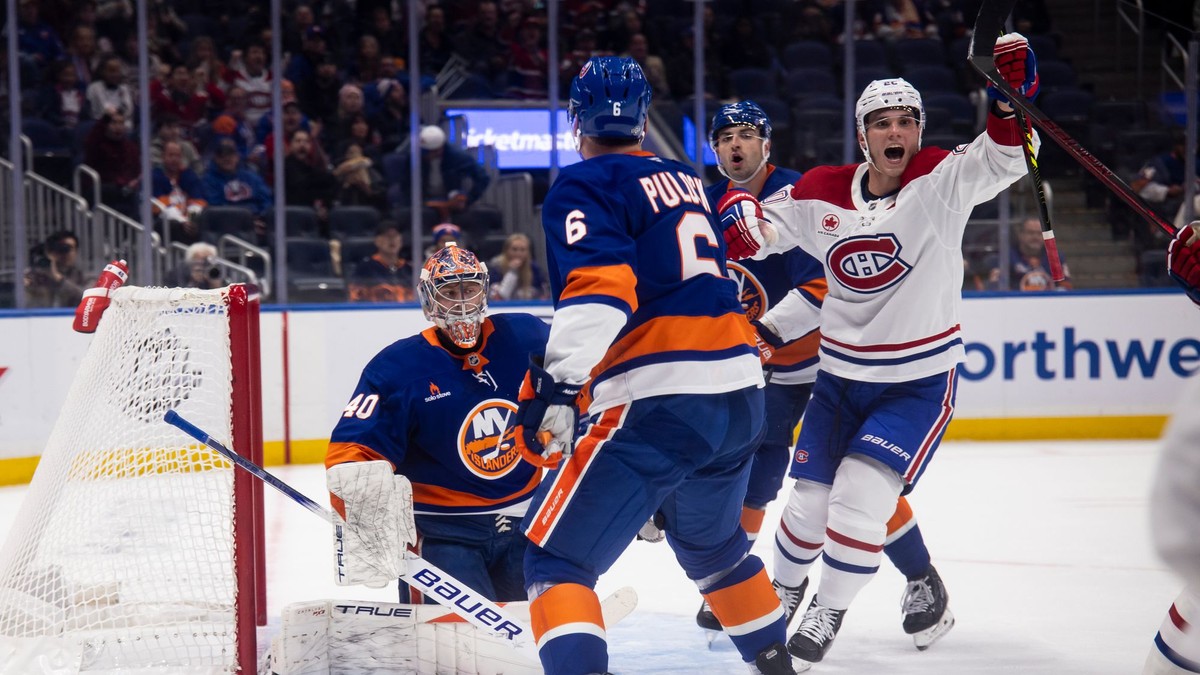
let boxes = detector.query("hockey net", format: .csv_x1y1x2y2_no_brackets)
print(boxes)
0,285,263,673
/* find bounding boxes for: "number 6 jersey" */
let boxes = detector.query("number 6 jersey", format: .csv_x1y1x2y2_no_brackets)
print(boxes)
540,151,763,414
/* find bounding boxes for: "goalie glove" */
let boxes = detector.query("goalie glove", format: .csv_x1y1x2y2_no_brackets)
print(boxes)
719,188,777,260
511,357,582,469
988,32,1040,104
327,460,416,588
1168,221,1200,306
73,259,129,334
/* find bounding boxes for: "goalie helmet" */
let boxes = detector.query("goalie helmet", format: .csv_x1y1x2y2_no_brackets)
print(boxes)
568,56,652,142
855,78,926,159
418,244,490,349
709,100,772,147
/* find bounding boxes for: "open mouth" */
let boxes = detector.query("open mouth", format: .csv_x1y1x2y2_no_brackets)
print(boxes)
883,145,905,162
730,151,745,166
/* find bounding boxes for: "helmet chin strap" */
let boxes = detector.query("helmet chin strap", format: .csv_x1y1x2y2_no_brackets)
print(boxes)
717,141,770,185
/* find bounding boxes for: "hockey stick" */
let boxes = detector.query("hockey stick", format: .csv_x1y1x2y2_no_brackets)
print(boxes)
162,409,536,649
1014,94,1066,281
969,0,1177,238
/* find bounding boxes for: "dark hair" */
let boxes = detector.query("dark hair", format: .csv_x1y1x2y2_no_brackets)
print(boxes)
45,230,78,255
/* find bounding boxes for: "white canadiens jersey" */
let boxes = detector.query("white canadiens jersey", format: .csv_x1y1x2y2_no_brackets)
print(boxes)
756,118,1030,383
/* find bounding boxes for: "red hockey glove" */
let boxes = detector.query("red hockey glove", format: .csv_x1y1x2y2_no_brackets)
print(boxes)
988,32,1040,104
73,259,129,333
1168,223,1200,306
719,188,776,260
751,320,785,365
511,357,582,469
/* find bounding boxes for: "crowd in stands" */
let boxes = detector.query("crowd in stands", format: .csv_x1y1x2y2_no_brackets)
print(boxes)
9,0,1191,301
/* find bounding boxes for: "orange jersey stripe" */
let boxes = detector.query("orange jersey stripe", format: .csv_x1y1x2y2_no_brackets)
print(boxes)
525,406,624,547
887,495,914,536
767,330,822,368
411,470,541,509
559,264,639,314
704,568,780,628
591,313,756,378
798,278,829,302
529,582,604,641
325,442,393,469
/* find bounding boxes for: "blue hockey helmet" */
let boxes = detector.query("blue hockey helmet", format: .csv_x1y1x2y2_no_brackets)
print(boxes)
568,56,652,140
710,100,772,147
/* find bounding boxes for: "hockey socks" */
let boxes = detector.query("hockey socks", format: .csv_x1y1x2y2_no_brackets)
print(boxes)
774,480,830,588
529,582,607,675
883,497,932,580
701,555,788,663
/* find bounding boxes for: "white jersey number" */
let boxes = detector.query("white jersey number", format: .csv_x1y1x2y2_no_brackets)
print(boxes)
565,209,587,245
342,393,380,419
677,212,722,279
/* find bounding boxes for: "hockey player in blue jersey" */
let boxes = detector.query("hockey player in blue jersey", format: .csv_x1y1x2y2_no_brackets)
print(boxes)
325,244,549,603
723,34,1041,667
698,100,954,651
508,56,797,675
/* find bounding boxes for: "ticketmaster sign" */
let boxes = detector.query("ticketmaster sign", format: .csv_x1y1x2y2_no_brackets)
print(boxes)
445,108,579,169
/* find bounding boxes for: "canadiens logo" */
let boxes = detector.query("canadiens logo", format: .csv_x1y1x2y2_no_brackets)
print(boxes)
794,448,808,463
821,214,840,231
825,234,912,293
725,261,767,321
457,399,522,479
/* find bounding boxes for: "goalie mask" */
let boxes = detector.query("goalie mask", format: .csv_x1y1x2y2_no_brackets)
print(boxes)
418,244,490,349
855,78,926,166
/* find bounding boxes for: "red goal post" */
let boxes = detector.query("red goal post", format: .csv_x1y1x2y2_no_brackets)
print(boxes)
0,284,264,673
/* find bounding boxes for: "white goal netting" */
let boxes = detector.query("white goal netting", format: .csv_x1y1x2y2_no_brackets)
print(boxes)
0,286,256,674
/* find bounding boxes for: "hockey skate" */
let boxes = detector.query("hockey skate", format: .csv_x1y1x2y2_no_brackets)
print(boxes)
696,598,722,631
752,641,809,674
901,564,955,650
773,577,808,627
786,598,846,664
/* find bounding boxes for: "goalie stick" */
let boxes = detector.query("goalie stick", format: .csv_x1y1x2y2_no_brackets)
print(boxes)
969,0,1177,239
162,410,536,650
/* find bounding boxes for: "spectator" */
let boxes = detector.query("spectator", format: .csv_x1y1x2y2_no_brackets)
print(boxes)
284,25,328,90
1130,134,1199,248
364,77,408,152
257,99,317,180
366,6,403,57
488,233,548,301
666,25,725,101
348,34,385,83
283,4,316,56
151,62,209,128
870,0,938,40
719,16,774,70
83,108,140,215
986,217,1072,291
254,80,303,145
507,16,548,99
559,27,608,90
167,242,226,289
296,54,341,127
85,55,133,127
65,24,100,87
623,33,669,99
152,139,207,244
452,0,510,92
223,42,273,126
425,222,466,258
25,230,86,308
283,129,337,223
418,4,453,76
203,137,274,225
348,221,415,302
17,0,65,75
35,58,88,130
186,36,228,91
334,143,387,210
334,113,383,164
393,125,491,222
326,84,369,155
94,0,133,46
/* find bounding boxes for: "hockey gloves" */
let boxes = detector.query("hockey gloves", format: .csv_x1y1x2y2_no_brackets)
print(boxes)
988,32,1040,104
327,460,416,588
719,188,777,260
512,357,583,469
1168,222,1200,306
751,319,785,365
73,259,129,334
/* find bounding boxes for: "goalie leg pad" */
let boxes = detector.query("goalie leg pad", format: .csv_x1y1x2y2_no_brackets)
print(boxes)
327,461,416,588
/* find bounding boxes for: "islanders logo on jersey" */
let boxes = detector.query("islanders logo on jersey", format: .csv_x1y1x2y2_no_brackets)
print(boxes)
457,398,522,480
725,261,768,321
826,234,912,293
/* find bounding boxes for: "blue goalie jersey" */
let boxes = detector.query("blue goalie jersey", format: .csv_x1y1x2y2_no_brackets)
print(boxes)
327,313,550,516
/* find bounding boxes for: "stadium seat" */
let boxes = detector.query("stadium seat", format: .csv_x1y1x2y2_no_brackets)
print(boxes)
1041,89,1095,123
854,67,894,95
853,40,889,69
286,238,347,303
728,68,778,100
1026,34,1060,63
22,119,68,154
893,39,948,70
904,66,960,96
1036,60,1078,93
783,68,838,102
795,93,844,111
793,109,845,158
199,206,259,244
338,236,378,274
922,93,977,135
782,41,834,71
329,205,382,240
265,206,321,238
923,106,953,134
